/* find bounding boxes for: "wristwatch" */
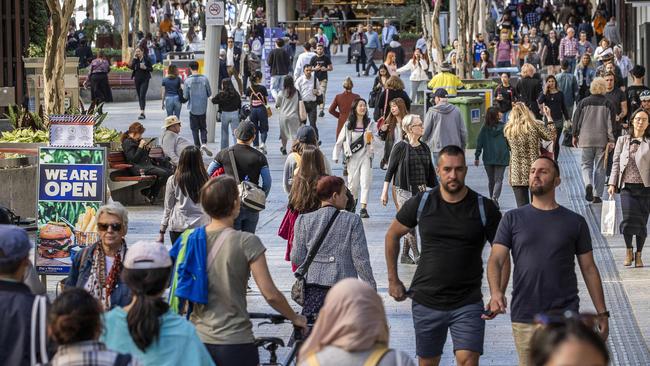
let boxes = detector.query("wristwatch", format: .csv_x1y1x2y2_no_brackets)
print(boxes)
597,310,610,318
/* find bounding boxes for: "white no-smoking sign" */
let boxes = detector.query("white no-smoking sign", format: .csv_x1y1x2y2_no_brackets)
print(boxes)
205,0,225,26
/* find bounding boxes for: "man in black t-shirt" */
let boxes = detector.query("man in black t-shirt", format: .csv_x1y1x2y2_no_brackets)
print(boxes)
626,65,649,115
309,44,333,117
486,157,609,366
603,72,628,137
386,145,502,366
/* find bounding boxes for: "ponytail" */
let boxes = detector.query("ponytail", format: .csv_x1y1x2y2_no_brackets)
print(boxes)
122,267,171,351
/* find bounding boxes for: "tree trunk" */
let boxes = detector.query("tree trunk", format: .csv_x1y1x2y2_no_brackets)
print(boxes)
457,0,469,78
266,0,277,27
86,0,94,19
132,0,141,51
119,0,131,61
44,0,75,115
430,0,444,72
139,0,153,33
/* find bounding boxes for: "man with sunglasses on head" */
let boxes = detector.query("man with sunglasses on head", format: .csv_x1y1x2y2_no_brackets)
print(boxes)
485,157,609,366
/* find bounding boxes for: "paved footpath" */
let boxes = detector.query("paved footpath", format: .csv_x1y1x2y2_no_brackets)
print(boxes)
43,53,650,365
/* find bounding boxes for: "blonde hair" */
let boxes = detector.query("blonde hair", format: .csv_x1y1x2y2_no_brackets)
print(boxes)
520,63,536,77
342,77,354,90
504,103,539,140
590,77,608,95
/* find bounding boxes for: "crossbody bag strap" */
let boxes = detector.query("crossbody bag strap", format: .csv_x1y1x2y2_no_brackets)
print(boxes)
416,190,431,224
363,347,390,366
207,228,234,268
477,194,486,227
227,149,241,184
295,209,340,278
382,90,390,118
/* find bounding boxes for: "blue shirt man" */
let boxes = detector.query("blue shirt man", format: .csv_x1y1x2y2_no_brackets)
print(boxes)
381,19,398,49
184,61,213,149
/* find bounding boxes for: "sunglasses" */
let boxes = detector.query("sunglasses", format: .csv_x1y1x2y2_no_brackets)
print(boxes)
97,222,123,232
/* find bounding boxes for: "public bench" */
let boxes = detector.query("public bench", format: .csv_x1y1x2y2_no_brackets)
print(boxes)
108,148,168,205
79,73,136,89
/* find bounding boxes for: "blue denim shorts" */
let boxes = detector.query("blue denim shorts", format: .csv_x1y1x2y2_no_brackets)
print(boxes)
412,300,485,358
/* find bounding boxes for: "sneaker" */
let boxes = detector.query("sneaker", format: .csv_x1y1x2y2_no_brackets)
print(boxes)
360,208,369,218
260,144,267,155
357,72,361,77
280,146,287,155
592,196,602,204
585,184,594,202
400,254,415,264
200,145,213,157
343,166,348,176
319,110,325,117
138,113,145,120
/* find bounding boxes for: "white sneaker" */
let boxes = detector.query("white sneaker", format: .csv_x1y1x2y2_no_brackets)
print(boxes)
259,143,267,155
200,145,213,157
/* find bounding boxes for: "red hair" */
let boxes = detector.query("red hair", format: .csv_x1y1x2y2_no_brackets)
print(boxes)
316,176,345,201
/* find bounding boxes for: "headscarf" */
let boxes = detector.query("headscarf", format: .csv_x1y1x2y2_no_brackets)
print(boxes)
299,279,389,360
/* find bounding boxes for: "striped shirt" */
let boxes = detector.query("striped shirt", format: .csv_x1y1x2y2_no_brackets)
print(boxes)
51,341,139,366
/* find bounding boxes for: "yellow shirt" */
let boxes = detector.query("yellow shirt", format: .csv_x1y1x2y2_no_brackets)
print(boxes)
427,72,464,96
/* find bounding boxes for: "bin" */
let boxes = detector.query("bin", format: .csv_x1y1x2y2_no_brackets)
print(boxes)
447,96,484,149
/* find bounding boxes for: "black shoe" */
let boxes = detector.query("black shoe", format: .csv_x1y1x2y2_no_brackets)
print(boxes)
357,72,361,77
319,110,325,117
318,140,322,146
592,196,602,204
360,208,369,218
280,146,287,155
585,184,594,202
138,113,145,120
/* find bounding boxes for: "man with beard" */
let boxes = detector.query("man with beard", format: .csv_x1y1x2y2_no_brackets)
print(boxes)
385,145,503,366
485,157,609,366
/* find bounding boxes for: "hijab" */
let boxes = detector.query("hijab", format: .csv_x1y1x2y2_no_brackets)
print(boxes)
299,279,389,360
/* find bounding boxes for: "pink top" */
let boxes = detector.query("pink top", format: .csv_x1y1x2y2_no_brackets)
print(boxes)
496,41,512,63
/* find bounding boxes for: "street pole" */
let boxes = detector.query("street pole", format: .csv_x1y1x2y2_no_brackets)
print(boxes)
449,0,457,44
206,25,222,143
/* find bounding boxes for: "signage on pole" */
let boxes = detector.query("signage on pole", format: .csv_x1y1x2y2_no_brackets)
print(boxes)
205,0,225,26
36,147,106,274
49,115,95,147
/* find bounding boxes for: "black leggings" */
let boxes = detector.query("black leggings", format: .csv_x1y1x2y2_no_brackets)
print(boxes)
624,234,646,252
134,77,149,111
355,49,367,73
139,165,173,198
512,186,531,207
204,343,259,366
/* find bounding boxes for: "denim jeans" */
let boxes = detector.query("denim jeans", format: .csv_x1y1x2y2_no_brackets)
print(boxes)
250,106,269,146
165,95,181,118
220,110,240,149
234,206,260,234
270,75,285,100
580,147,606,198
565,56,577,74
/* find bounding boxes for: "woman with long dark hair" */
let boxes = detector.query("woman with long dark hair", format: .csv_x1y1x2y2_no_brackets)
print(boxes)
475,107,510,208
130,46,153,120
537,74,570,160
275,75,302,154
211,79,242,149
101,241,214,365
49,289,135,365
162,64,184,118
246,71,270,153
159,146,210,244
333,98,376,218
378,97,408,170
608,109,650,267
121,122,173,203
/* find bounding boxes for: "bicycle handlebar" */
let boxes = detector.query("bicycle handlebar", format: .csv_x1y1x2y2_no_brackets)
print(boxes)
249,312,289,324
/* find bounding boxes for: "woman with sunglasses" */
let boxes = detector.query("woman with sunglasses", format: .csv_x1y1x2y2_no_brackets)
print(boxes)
608,108,650,268
65,203,132,310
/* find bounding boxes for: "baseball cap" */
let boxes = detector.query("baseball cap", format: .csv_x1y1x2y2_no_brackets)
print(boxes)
640,90,650,101
433,88,448,98
296,125,317,144
235,120,257,141
123,241,172,269
0,225,31,265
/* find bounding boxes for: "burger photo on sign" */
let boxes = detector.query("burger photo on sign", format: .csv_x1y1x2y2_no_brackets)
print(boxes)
38,222,73,259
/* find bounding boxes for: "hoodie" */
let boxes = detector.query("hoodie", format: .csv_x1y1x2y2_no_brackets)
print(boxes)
423,101,467,153
475,123,510,166
385,41,405,67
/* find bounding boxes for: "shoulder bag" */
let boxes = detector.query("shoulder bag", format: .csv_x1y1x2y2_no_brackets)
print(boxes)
298,94,308,122
348,126,367,154
313,74,324,105
228,149,267,211
375,90,390,131
250,86,273,117
177,78,187,103
30,295,49,366
291,209,340,305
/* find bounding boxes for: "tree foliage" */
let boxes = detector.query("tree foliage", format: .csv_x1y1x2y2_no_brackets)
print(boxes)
29,0,50,54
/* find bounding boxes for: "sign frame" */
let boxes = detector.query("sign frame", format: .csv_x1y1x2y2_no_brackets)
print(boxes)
205,0,225,26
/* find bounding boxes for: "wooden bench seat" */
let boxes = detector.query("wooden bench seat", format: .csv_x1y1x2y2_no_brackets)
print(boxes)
79,73,136,89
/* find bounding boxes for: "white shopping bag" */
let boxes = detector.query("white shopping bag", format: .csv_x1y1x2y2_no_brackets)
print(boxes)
600,199,616,236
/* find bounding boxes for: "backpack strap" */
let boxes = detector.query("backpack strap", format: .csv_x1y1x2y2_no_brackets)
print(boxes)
363,347,390,366
113,353,132,366
416,190,431,224
477,194,487,227
207,228,234,268
30,295,49,365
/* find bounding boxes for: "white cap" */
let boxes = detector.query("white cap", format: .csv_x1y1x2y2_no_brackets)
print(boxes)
124,241,172,269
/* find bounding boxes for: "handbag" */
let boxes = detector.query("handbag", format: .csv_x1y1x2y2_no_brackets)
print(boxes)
228,149,266,211
368,88,380,108
375,90,390,131
600,199,616,236
299,100,308,122
313,76,324,105
348,127,367,154
177,81,187,104
291,209,340,306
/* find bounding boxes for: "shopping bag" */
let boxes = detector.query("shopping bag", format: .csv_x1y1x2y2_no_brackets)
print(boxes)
600,199,616,236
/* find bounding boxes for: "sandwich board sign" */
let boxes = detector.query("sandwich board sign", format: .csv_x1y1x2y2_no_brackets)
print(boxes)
205,0,225,26
36,147,106,274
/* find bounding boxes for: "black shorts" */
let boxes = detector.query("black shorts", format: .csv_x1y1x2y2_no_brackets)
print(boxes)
204,343,259,366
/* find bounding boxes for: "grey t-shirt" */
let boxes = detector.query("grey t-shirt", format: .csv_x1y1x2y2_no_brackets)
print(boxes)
190,229,266,344
299,346,416,366
494,205,592,323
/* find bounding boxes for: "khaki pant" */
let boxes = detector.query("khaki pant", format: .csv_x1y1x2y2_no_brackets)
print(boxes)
318,79,328,109
512,322,540,366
